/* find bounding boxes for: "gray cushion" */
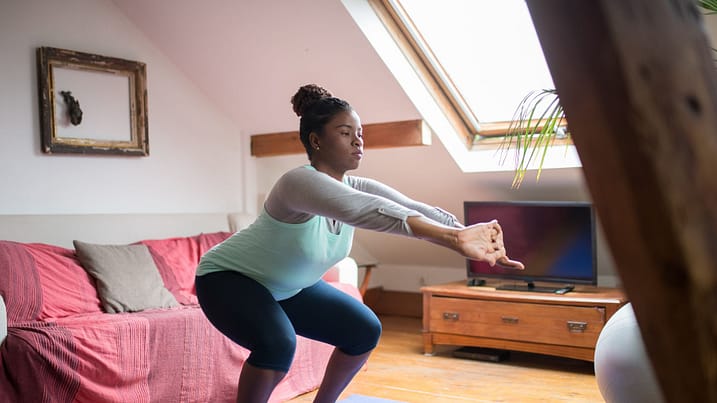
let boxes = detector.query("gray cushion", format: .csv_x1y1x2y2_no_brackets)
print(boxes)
73,240,179,313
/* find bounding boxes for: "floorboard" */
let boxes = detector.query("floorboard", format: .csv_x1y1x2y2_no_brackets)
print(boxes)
289,316,604,402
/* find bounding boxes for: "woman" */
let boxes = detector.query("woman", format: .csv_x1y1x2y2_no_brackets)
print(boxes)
195,84,524,402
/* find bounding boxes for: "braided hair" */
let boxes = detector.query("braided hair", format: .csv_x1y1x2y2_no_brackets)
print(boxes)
290,84,352,160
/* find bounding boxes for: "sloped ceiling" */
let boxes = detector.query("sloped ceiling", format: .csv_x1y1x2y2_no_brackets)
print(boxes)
111,0,419,136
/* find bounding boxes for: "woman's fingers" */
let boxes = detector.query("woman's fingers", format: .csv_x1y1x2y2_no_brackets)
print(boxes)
496,256,525,270
458,220,523,270
483,223,524,270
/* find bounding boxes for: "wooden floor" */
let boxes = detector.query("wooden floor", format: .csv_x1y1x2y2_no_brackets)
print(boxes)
289,316,604,403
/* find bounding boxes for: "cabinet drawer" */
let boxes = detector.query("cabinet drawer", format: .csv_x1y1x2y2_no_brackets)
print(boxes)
428,297,606,348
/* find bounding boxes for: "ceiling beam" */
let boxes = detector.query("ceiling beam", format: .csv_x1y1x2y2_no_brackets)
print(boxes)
526,1,717,402
250,119,430,157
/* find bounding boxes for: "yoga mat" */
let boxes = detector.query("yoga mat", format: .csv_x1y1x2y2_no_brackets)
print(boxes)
339,395,405,403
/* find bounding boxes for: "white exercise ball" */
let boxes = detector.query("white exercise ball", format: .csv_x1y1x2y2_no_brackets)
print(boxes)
594,303,664,403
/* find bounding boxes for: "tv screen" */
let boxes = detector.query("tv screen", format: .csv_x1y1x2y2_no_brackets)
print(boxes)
464,201,597,291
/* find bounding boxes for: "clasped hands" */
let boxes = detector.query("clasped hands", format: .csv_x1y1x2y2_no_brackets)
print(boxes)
458,219,525,270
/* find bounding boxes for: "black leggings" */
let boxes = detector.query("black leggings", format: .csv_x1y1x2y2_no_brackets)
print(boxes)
195,271,382,373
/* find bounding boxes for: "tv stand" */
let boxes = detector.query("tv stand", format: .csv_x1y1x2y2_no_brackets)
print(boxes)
496,281,575,294
421,281,627,361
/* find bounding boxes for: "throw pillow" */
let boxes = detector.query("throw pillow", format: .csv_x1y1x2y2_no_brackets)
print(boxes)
73,240,179,313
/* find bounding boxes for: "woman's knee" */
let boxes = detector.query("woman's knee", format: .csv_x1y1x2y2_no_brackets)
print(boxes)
248,332,297,372
342,310,382,355
364,310,383,337
364,312,383,346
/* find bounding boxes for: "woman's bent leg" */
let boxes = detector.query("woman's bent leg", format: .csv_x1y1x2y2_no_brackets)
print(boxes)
196,271,296,402
280,281,382,401
235,363,286,403
313,349,372,403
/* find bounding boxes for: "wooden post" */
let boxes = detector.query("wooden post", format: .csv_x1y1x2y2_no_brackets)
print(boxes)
525,1,717,402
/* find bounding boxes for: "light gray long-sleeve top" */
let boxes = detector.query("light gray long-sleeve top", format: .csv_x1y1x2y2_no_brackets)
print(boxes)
197,165,461,299
265,165,461,232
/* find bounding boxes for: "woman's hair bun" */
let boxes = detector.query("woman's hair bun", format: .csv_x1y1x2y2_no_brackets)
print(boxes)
291,84,332,117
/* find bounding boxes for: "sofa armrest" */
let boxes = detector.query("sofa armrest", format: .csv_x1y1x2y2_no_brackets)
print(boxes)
0,294,6,345
323,257,358,288
227,213,256,233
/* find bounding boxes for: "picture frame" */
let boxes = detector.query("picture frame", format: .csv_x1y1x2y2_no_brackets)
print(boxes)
37,47,149,156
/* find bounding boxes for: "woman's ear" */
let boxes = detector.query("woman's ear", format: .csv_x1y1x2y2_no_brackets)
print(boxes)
309,132,320,150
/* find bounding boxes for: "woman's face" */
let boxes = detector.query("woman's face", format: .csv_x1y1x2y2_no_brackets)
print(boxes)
312,109,364,179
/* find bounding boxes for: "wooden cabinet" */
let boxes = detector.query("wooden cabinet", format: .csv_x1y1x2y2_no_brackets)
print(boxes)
422,281,628,361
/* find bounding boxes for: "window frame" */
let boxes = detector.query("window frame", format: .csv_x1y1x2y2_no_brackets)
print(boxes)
368,0,571,148
342,0,581,174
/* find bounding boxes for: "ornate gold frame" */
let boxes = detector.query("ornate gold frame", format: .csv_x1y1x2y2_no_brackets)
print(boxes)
37,47,149,156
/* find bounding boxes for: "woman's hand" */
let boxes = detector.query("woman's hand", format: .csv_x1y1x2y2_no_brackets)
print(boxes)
457,220,525,270
405,215,524,270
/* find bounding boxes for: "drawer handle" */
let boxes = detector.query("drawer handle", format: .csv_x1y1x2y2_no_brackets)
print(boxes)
501,316,519,324
567,321,588,333
442,312,460,321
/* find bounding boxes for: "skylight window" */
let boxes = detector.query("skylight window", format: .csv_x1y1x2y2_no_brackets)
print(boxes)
342,0,582,173
397,0,554,125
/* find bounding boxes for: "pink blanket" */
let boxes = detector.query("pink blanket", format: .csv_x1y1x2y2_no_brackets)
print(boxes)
1,307,337,402
0,235,360,402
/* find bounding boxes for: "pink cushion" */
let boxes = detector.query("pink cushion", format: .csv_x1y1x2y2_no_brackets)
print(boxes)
139,232,232,305
322,268,340,282
0,241,103,322
28,243,104,320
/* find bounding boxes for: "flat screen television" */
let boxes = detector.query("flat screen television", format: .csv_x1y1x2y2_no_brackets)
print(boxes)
464,201,597,293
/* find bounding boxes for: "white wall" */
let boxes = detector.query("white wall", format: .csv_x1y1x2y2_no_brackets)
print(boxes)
0,0,243,214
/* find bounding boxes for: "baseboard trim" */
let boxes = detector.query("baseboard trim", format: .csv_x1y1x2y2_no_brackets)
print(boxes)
363,287,422,318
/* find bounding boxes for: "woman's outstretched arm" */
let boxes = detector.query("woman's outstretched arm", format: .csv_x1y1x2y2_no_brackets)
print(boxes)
267,167,523,269
407,216,524,270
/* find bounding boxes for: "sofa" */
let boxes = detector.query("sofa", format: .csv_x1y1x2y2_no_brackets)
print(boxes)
0,213,362,403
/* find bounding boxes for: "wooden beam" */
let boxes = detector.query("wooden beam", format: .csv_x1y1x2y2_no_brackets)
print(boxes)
250,119,431,157
526,1,717,402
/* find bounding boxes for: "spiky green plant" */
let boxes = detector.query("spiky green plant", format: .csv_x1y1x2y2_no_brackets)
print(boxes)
499,89,566,189
700,0,717,14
